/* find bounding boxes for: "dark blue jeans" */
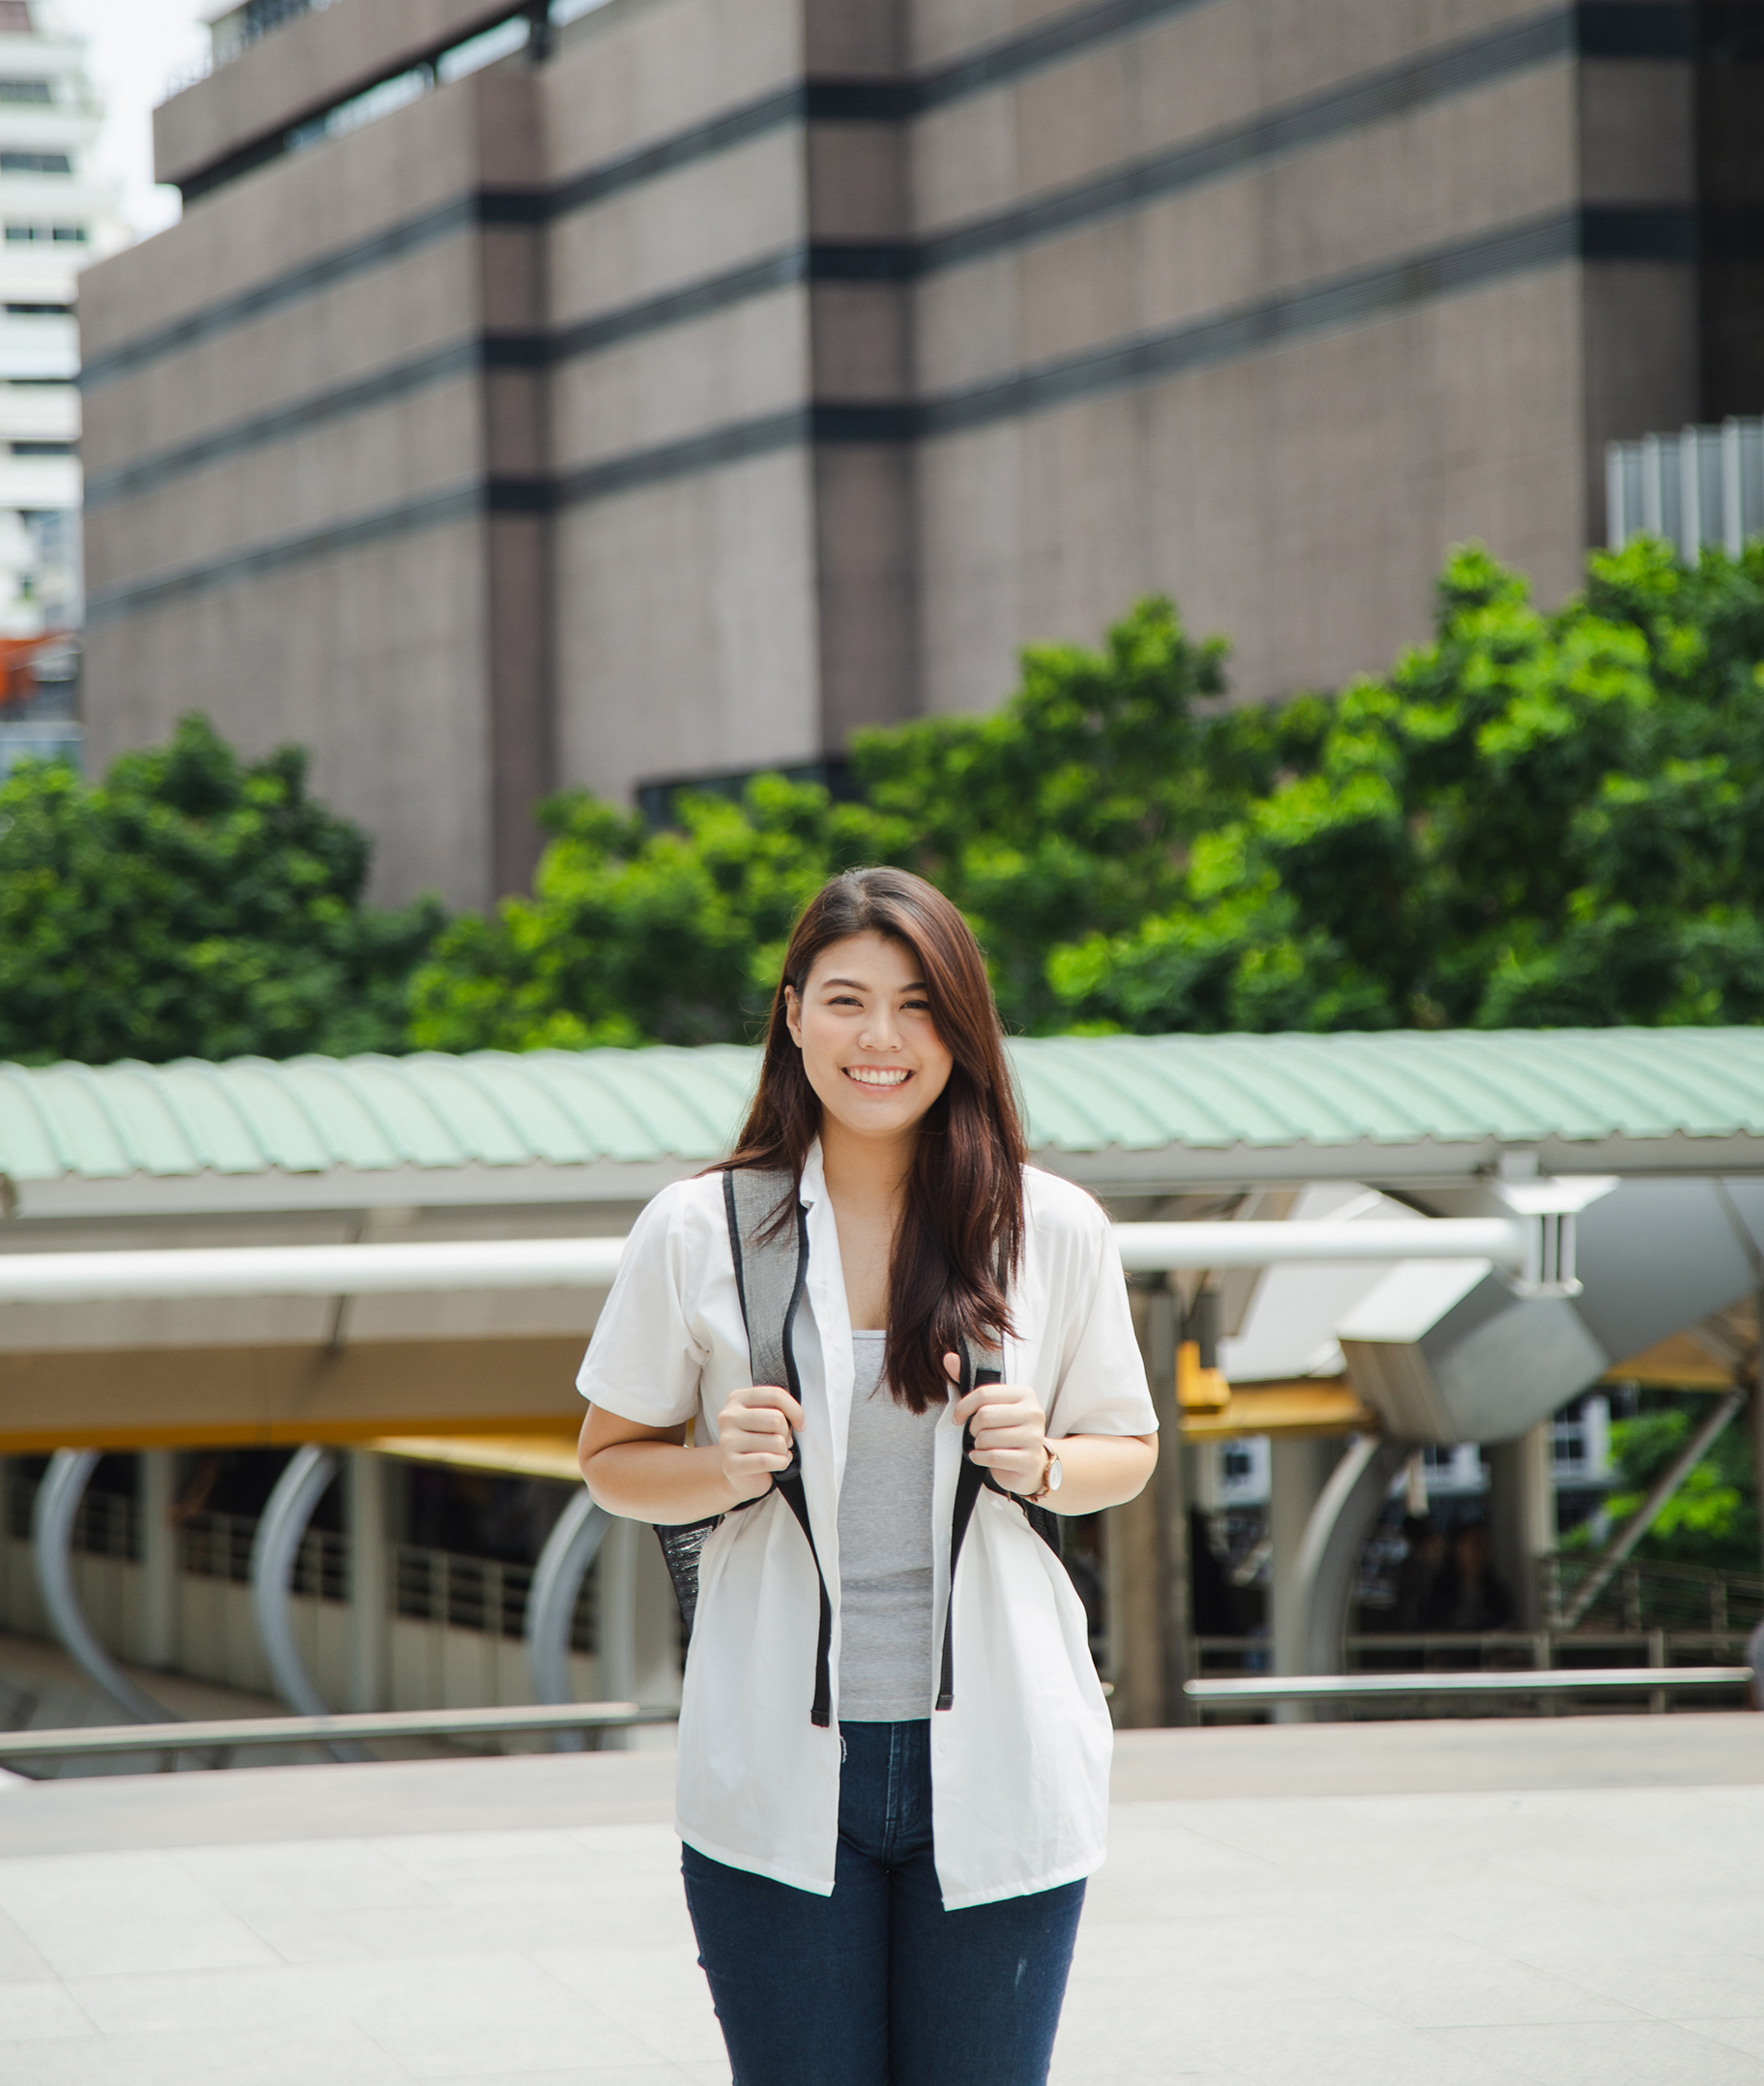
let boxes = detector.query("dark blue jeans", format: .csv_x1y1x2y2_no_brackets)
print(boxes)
682,1719,1086,2086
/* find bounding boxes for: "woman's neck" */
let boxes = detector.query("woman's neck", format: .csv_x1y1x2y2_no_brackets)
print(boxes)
818,1119,916,1332
817,1114,917,1219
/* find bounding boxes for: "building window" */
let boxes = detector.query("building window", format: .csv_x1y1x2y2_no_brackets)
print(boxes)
0,79,50,104
10,440,74,456
0,6,34,36
246,0,316,40
0,152,72,176
5,299,70,314
4,224,84,243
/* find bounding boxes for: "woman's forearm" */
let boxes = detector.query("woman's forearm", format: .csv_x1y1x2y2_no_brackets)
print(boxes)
581,1425,1155,1524
581,1437,752,1524
1035,1433,1157,1516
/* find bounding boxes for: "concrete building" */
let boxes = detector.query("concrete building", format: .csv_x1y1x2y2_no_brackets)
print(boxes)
0,0,123,779
76,0,1764,909
0,0,106,639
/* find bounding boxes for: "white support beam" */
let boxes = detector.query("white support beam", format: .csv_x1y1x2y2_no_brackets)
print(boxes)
0,1217,1537,1305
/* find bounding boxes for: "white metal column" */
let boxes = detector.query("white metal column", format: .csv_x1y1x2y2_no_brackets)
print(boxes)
33,1450,172,1724
1270,1438,1333,1721
1488,1424,1555,1631
525,1489,612,1751
598,1516,638,1750
347,1451,389,1715
139,1451,178,1670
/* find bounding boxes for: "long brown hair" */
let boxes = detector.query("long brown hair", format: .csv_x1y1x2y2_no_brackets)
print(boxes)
723,867,1027,1412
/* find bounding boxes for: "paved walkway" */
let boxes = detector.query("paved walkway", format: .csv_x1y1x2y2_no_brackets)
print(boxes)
1,1715,1762,2083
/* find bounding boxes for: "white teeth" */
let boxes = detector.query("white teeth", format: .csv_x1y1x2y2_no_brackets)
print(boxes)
846,1068,909,1087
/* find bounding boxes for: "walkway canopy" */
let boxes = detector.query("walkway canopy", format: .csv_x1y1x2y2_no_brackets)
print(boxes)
3,1028,1763,1451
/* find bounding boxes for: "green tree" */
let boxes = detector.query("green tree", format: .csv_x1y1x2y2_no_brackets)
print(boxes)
1051,539,1764,1032
0,714,443,1064
1590,1393,1760,1576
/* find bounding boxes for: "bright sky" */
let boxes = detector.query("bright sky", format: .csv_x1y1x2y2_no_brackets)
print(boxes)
54,0,209,241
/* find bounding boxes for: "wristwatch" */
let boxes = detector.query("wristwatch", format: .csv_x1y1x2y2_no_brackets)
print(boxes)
1028,1446,1062,1503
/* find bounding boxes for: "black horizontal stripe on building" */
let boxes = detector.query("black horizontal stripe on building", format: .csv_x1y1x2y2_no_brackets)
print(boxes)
87,2,1701,396
85,202,1715,626
83,339,497,510
550,206,1711,494
80,196,487,392
84,480,544,627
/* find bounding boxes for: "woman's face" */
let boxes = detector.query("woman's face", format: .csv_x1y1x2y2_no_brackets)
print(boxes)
785,931,955,1147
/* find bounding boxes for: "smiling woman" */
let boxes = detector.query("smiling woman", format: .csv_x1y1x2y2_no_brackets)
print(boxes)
575,866,1157,2086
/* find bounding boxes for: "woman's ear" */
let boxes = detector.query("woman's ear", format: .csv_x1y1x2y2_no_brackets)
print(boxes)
783,984,804,1048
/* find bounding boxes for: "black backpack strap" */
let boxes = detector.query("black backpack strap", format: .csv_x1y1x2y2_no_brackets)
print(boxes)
937,1337,1063,1713
937,1341,995,1712
722,1167,835,1730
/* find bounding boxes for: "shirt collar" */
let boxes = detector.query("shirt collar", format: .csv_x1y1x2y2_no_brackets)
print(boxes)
798,1136,827,1209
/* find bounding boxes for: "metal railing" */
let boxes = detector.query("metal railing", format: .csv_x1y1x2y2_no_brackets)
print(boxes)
30,1497,602,1657
1188,1665,1753,1709
180,1509,346,1601
0,1698,675,1770
1541,1552,1764,1636
1191,1626,1761,1716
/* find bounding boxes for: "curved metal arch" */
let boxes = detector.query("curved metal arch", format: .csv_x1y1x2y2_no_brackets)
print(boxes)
525,1490,611,1752
1295,1435,1415,1701
250,1446,369,1762
33,1450,176,1725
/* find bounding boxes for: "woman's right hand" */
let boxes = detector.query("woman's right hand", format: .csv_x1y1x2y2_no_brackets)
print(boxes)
717,1383,805,1502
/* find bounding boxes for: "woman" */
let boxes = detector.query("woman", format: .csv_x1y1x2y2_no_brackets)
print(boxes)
577,867,1158,2086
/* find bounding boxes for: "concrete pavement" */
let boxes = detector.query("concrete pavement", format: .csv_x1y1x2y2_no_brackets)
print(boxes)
0,1715,1761,2083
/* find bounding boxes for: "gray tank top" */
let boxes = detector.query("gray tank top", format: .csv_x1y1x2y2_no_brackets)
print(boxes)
838,1332,938,1721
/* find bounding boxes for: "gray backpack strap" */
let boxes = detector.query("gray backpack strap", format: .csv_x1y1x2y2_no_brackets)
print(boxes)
721,1166,835,1729
722,1168,803,1394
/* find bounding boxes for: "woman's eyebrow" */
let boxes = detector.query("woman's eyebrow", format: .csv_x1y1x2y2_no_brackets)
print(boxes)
812,976,933,992
816,976,927,992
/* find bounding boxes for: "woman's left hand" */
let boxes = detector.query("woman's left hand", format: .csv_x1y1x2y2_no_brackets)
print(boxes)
946,1353,1048,1495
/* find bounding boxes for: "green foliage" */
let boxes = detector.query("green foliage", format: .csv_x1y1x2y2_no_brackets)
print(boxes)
0,715,443,1064
416,541,1764,1050
1596,1394,1759,1575
25,538,1763,1069
1053,539,1764,1032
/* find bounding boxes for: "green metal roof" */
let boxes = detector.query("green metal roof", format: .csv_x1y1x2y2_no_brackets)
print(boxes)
1009,1029,1764,1156
2,1029,1763,1189
0,1045,760,1183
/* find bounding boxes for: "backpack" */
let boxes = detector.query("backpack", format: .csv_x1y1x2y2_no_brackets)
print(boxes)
652,1166,1062,1726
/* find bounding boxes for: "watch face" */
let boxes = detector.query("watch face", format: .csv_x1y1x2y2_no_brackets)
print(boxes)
1047,1454,1063,1491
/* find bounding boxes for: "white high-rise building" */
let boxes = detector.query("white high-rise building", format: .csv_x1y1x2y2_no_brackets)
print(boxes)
0,0,123,674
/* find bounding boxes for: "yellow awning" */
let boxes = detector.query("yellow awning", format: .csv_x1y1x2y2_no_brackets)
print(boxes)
368,1432,584,1482
1180,1379,1377,1440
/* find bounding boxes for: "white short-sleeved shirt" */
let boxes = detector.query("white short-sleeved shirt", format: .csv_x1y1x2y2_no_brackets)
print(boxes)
576,1139,1156,1910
